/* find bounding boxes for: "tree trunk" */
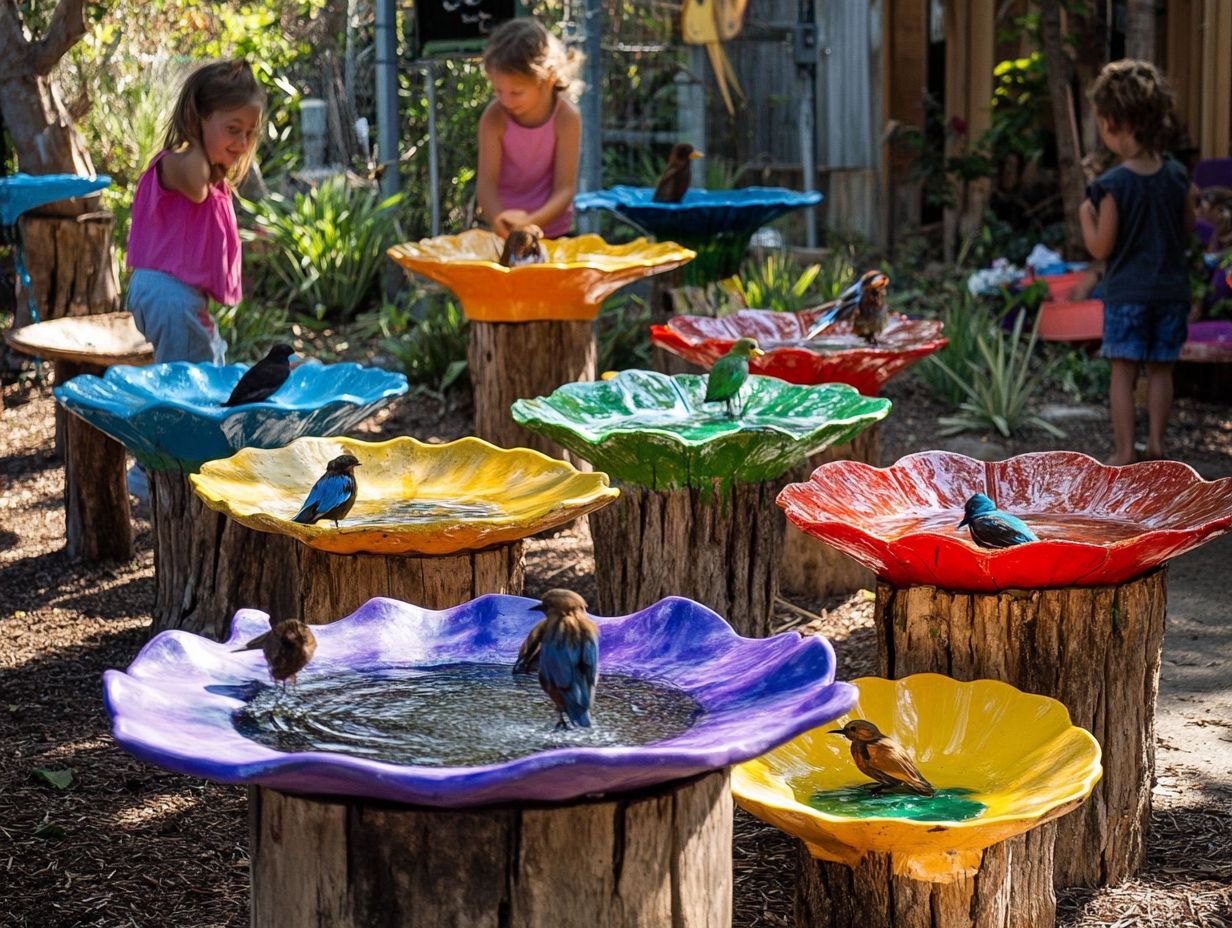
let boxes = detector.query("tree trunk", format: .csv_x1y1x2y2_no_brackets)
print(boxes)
57,359,132,562
781,427,879,601
875,570,1167,888
469,319,597,464
590,479,784,637
250,769,733,928
1039,0,1087,260
1125,0,1156,62
795,824,1058,928
15,212,120,325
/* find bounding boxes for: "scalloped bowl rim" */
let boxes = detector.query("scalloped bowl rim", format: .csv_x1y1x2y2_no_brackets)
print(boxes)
387,233,696,274
576,185,825,210
655,313,949,357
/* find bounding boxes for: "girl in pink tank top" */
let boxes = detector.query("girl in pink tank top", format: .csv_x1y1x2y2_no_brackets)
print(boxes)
476,19,584,241
127,60,265,364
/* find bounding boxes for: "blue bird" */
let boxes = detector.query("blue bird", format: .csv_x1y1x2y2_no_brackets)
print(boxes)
520,589,599,730
291,454,361,527
805,270,890,342
957,493,1039,548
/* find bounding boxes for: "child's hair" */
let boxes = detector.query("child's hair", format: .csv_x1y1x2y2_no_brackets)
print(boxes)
163,59,266,187
482,18,584,100
1088,59,1176,155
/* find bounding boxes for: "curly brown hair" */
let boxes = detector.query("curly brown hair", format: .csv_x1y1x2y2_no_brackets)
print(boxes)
482,18,584,100
1088,59,1176,155
163,59,266,187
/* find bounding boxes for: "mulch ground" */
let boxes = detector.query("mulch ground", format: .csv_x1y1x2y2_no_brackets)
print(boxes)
2,376,1230,928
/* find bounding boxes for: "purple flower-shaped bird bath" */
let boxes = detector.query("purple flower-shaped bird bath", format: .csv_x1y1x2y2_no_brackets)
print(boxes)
105,595,856,807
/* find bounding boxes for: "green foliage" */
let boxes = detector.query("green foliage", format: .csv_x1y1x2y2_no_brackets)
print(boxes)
918,287,997,406
1043,344,1110,403
241,177,402,322
381,294,470,393
596,293,651,373
215,298,291,363
720,252,821,313
32,768,74,790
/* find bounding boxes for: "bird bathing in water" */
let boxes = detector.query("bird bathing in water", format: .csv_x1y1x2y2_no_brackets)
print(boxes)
498,224,549,267
805,270,890,345
705,337,765,418
652,142,703,203
292,453,361,528
958,493,1039,548
830,719,934,797
514,589,599,731
234,618,317,694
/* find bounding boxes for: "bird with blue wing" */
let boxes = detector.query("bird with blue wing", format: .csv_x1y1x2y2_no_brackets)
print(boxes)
519,589,599,730
704,336,765,417
957,493,1039,548
291,453,361,527
222,343,296,407
805,270,890,344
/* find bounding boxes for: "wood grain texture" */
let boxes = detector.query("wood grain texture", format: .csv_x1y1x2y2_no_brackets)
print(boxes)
875,571,1167,888
590,479,784,637
469,319,596,464
250,769,732,928
16,213,120,326
795,824,1057,928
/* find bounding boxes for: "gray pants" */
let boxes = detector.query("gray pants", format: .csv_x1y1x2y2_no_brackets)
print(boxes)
127,268,227,364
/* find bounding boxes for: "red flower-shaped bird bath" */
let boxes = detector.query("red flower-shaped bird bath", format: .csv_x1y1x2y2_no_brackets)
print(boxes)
781,450,1232,887
651,311,947,396
778,450,1232,592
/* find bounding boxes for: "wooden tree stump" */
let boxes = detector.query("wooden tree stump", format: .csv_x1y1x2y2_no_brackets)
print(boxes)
468,319,596,463
590,479,784,637
16,212,120,326
149,472,526,639
795,823,1059,928
875,570,1167,888
250,768,732,928
781,426,879,601
57,358,132,562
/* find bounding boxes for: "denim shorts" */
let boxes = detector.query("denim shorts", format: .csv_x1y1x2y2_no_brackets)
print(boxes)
1100,301,1189,362
127,268,227,364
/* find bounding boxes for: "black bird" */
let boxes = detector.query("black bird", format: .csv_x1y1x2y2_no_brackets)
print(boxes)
498,224,549,267
234,618,318,692
957,493,1039,548
652,143,703,203
291,453,361,527
222,343,295,407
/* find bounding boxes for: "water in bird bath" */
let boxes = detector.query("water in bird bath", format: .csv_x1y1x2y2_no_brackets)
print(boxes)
803,785,986,822
234,663,702,766
871,510,1145,544
283,498,503,526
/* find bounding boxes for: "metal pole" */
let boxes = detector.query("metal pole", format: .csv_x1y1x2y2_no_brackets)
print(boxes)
374,0,399,201
426,60,440,236
578,0,603,232
796,0,819,248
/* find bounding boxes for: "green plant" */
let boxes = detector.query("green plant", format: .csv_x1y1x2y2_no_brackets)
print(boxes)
241,176,403,322
719,252,821,313
918,289,1000,406
215,298,291,363
1043,344,1110,403
597,293,651,373
382,294,470,393
932,310,1063,438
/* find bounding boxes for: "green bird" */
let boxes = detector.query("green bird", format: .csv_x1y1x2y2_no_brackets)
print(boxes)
704,337,765,417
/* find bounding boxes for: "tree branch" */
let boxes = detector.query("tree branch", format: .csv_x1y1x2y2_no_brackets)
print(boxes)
27,0,87,75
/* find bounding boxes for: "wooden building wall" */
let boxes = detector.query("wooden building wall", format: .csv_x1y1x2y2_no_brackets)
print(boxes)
1167,0,1232,158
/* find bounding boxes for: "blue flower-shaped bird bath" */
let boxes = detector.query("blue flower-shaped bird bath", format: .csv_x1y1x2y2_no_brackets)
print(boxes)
55,360,408,473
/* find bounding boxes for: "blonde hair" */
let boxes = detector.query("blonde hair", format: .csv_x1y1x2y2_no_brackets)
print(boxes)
163,59,266,187
482,18,584,100
1088,59,1176,155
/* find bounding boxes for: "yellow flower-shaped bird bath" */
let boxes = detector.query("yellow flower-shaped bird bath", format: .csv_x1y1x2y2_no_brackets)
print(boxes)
189,436,618,621
734,674,1101,928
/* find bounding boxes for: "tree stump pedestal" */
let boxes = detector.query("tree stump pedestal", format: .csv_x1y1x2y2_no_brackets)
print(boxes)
781,426,879,601
795,824,1059,928
589,479,784,637
148,471,524,640
468,320,596,463
250,768,732,927
875,570,1167,888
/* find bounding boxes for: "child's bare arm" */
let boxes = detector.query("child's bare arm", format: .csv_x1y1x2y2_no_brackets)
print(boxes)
524,102,580,232
1080,195,1118,260
476,102,505,229
158,145,212,204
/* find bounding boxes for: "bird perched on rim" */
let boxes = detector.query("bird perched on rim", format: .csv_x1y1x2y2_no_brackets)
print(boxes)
805,270,891,344
704,337,765,417
957,493,1039,548
291,453,361,527
498,224,549,267
652,143,703,203
222,343,296,407
830,719,934,797
517,589,599,730
234,617,317,692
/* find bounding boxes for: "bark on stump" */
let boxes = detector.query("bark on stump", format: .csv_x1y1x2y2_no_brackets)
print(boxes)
875,571,1167,888
468,319,596,463
590,479,784,637
149,472,526,640
794,823,1059,928
57,358,132,561
16,212,120,326
250,769,733,928
781,426,880,601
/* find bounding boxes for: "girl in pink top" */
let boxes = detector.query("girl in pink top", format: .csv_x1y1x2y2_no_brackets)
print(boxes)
477,19,583,240
127,60,264,363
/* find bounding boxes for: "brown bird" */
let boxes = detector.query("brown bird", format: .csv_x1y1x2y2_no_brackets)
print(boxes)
805,270,890,344
652,143,704,203
517,589,599,729
830,719,934,797
498,224,549,267
235,618,318,692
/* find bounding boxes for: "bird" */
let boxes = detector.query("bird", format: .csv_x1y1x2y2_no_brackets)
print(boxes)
957,493,1039,548
704,337,765,417
291,453,361,527
221,343,295,407
830,719,934,797
234,618,317,692
805,270,891,344
498,224,549,267
652,143,703,203
519,589,599,730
